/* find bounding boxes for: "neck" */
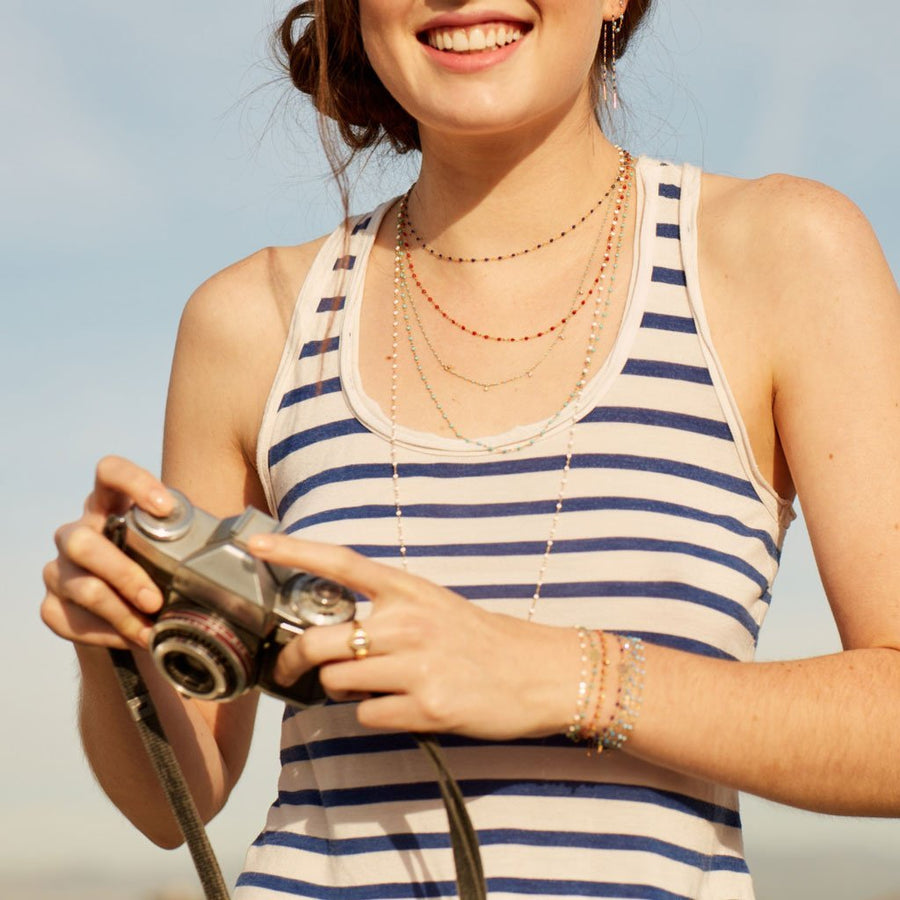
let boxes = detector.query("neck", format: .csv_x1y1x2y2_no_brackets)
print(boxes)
410,115,623,260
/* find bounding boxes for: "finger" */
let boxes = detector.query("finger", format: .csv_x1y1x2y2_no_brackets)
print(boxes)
272,632,317,687
273,619,381,687
40,590,140,650
86,455,174,519
247,534,408,601
55,522,163,614
318,655,410,698
356,693,423,733
44,557,154,647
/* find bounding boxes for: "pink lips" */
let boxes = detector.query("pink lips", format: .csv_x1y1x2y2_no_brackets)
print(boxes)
417,14,531,73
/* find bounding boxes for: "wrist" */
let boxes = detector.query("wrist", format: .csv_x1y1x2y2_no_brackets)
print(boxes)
563,629,645,753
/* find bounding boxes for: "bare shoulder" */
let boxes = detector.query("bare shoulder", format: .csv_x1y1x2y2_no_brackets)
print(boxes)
162,236,329,509
698,170,896,344
180,236,329,347
699,171,888,289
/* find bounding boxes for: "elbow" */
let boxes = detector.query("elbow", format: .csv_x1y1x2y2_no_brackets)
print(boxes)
132,785,230,850
120,806,186,850
146,827,186,851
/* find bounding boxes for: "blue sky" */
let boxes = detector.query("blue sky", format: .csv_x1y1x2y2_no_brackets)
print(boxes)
2,1,899,897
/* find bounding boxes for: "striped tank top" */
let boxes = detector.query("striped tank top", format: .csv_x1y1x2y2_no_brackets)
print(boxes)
238,159,794,900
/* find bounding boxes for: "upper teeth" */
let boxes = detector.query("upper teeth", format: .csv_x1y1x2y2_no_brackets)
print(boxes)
426,24,525,53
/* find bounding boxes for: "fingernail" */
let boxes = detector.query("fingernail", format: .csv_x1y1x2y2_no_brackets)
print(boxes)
136,626,153,648
136,587,161,613
248,534,274,552
149,490,170,511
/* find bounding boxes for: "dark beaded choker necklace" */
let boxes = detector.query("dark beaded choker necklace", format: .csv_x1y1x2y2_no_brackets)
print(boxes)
404,146,627,264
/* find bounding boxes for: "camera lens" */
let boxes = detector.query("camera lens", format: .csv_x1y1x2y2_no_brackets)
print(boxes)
156,640,227,698
150,608,255,701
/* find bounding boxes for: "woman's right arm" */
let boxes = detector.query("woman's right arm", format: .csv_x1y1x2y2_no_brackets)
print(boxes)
41,245,311,847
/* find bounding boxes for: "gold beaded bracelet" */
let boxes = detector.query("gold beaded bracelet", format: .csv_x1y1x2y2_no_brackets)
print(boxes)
566,627,600,742
583,630,610,747
566,630,646,752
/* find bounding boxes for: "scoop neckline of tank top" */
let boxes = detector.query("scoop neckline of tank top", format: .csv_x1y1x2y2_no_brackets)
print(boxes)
339,160,652,457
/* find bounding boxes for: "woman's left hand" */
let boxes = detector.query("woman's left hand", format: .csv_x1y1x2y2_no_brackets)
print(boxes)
248,534,580,740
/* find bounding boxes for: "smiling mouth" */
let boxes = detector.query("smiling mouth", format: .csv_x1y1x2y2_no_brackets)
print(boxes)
420,23,528,53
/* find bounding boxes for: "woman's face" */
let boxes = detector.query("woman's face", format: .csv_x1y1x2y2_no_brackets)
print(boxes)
358,1,615,145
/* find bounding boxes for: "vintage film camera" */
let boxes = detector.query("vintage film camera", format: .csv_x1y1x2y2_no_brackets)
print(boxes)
104,490,357,706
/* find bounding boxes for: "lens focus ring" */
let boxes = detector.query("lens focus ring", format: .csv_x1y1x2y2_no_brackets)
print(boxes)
150,609,255,701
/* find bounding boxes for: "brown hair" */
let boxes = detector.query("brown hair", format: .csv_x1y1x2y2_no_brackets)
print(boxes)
276,0,654,170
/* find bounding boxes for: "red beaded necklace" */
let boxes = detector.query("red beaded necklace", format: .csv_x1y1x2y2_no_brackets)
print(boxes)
399,150,632,344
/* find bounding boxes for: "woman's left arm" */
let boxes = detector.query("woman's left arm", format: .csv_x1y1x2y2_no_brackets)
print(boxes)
619,175,900,816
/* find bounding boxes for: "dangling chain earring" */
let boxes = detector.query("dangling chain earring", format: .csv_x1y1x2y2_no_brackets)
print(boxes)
601,3,625,110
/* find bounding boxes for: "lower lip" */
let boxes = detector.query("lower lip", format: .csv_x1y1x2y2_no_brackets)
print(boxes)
419,34,525,73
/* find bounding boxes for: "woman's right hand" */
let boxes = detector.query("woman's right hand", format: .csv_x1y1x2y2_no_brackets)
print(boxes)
41,455,176,650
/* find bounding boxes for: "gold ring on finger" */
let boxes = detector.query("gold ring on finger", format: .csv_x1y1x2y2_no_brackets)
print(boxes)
348,620,371,660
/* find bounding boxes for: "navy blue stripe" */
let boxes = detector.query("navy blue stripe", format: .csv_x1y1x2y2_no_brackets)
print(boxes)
281,732,578,765
236,873,453,899
252,828,748,873
315,295,345,313
340,536,766,591
279,377,342,410
582,453,757,499
273,779,742,828
640,312,696,334
236,873,694,900
656,222,681,239
269,418,369,467
299,336,339,360
332,255,356,270
284,495,779,560
621,359,712,385
584,406,732,440
652,266,687,287
659,183,682,199
627,630,741,659
276,453,757,519
351,216,372,234
322,570,760,637
491,879,692,899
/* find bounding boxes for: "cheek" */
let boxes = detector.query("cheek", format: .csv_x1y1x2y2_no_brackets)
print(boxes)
357,3,409,101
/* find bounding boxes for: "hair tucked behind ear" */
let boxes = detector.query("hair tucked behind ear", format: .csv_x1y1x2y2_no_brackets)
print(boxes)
276,0,420,180
276,0,654,177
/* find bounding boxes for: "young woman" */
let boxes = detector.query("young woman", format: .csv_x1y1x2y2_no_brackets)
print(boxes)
41,1,900,898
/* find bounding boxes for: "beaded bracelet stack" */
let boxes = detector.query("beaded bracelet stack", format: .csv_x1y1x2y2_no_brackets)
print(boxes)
565,628,646,753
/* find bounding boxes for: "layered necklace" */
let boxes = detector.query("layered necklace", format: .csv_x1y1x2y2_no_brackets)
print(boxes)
400,146,628,343
401,191,613,392
393,150,633,454
388,152,634,619
404,148,626,264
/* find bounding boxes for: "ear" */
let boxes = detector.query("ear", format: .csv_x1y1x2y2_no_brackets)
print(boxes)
601,0,627,21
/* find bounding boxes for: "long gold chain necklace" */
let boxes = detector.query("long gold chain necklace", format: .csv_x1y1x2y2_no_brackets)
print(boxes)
405,146,627,264
389,160,633,619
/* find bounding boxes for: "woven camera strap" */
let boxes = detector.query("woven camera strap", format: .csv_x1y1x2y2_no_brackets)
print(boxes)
109,648,486,900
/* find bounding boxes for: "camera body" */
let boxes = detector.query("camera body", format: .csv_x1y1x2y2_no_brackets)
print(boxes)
104,490,356,706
